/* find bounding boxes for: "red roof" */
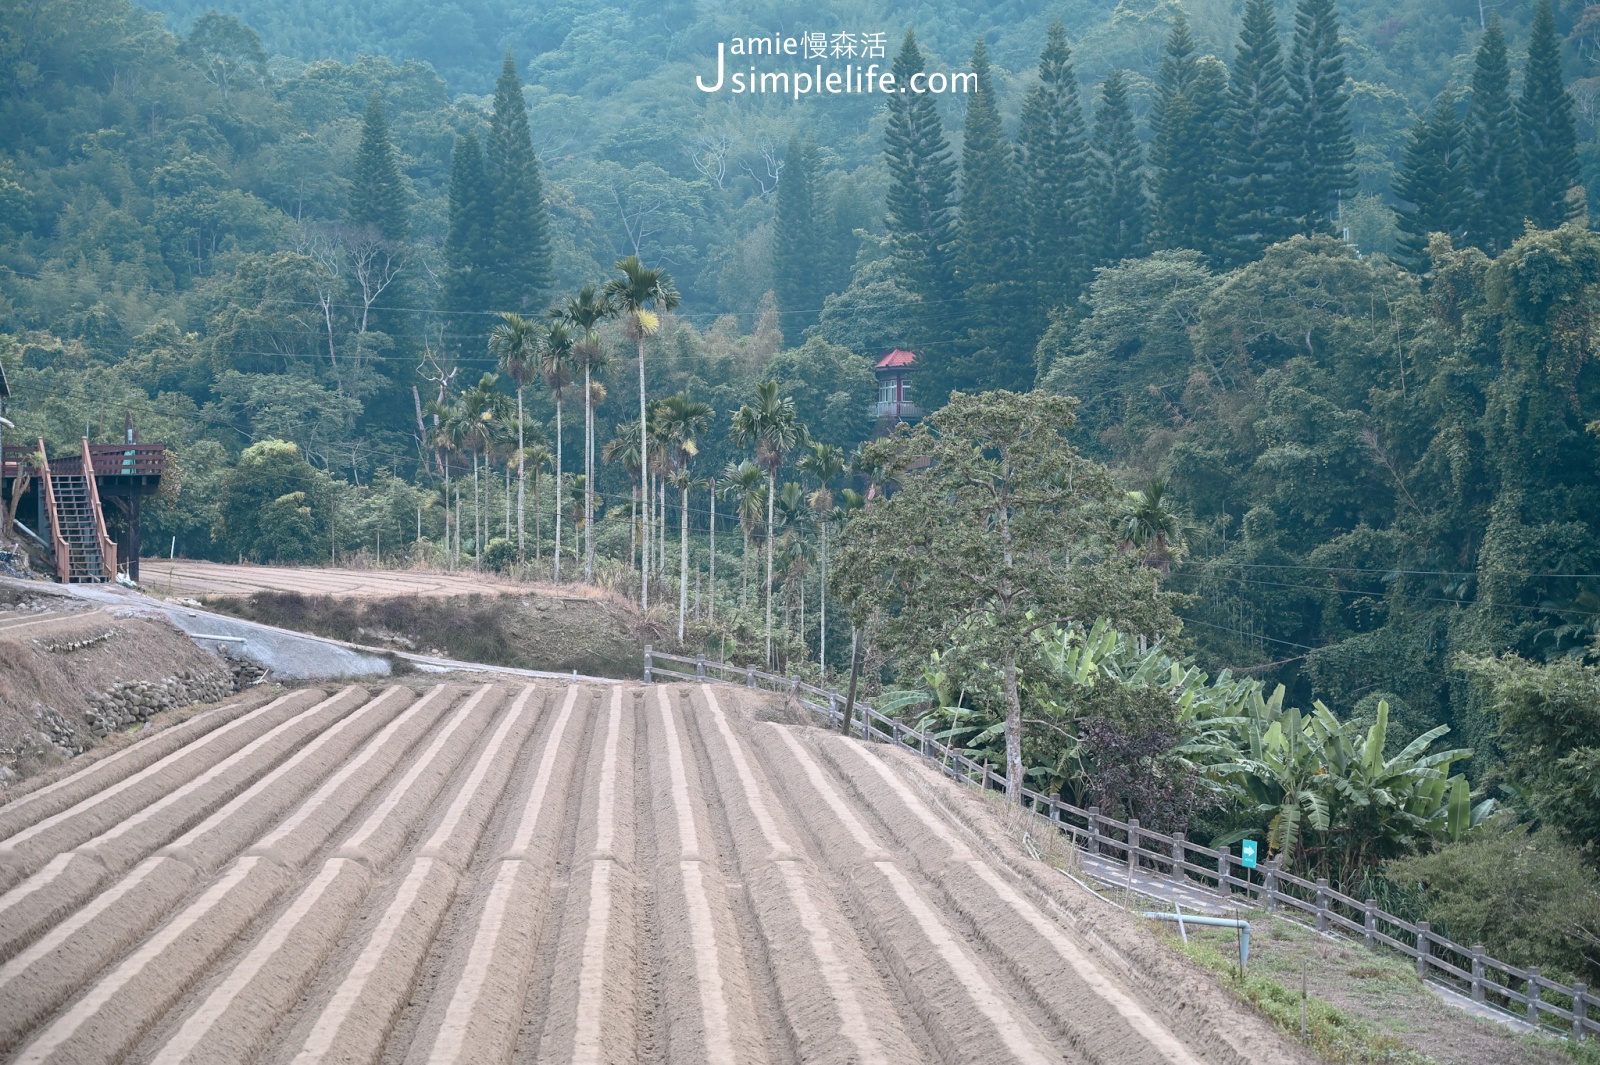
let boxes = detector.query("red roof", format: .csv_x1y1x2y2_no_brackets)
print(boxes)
876,349,917,369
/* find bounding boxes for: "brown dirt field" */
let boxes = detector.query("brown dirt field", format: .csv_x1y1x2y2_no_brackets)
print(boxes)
1,680,1324,1065
142,560,614,602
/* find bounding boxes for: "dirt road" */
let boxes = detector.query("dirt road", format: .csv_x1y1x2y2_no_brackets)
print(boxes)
141,560,604,601
0,682,1303,1065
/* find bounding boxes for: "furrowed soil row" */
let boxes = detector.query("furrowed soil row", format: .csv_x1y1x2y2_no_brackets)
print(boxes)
0,681,1299,1065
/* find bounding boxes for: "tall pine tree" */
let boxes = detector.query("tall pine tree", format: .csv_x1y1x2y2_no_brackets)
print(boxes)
1219,0,1298,266
1152,15,1228,258
1288,0,1355,234
884,30,959,319
486,52,552,313
1520,0,1579,229
1394,91,1470,265
445,133,495,343
1018,22,1093,334
349,93,408,241
1092,70,1149,264
950,38,1033,397
1465,17,1527,256
773,136,831,335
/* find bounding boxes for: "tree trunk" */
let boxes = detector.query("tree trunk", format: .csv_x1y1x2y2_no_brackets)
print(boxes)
765,469,776,666
533,469,541,562
820,523,828,674
741,525,750,611
584,365,594,582
639,335,649,613
678,483,689,642
1003,646,1024,802
516,387,526,563
708,494,717,624
553,395,563,582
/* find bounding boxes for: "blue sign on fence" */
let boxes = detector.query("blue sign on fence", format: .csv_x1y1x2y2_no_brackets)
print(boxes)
1241,839,1258,869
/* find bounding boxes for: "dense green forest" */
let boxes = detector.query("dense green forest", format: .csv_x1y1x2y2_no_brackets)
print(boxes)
2,0,1599,985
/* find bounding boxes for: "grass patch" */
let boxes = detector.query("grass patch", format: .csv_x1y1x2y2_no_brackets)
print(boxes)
1171,934,1436,1064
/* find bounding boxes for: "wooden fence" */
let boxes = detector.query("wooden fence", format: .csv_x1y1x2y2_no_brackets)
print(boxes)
644,646,1596,1042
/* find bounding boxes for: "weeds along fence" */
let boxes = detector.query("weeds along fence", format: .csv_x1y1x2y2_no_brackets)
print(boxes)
644,646,1597,1043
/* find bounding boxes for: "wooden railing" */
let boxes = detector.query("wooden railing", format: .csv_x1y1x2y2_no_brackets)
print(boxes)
35,439,70,583
644,646,1597,1043
2,443,165,480
80,437,117,578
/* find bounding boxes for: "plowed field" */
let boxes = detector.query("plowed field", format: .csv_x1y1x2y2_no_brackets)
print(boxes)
0,682,1301,1065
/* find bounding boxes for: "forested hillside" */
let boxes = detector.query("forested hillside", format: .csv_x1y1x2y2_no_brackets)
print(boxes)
3,0,1600,982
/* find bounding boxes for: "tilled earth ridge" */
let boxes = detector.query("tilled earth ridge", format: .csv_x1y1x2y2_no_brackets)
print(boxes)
0,681,1311,1065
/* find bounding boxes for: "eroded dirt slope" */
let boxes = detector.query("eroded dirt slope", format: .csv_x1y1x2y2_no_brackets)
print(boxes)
0,681,1311,1065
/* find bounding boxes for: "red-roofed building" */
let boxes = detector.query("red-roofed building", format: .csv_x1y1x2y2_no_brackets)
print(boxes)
873,349,921,426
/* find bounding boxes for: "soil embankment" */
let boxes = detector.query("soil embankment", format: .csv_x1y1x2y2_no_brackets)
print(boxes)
0,580,257,789
206,589,644,680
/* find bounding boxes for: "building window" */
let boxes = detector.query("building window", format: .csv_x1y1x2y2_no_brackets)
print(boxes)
878,377,898,405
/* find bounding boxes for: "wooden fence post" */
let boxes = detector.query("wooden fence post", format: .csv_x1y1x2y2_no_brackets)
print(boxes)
695,653,706,679
1217,849,1231,897
1573,983,1587,1041
746,666,755,688
1263,859,1279,912
1315,879,1330,933
1416,922,1431,980
1087,807,1100,855
1470,945,1486,1002
1127,818,1141,869
643,644,653,683
1364,900,1377,949
1526,966,1542,1025
1171,832,1186,879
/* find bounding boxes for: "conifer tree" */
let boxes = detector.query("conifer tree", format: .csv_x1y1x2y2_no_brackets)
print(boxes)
1093,70,1149,264
1152,15,1228,258
1288,0,1356,234
349,94,408,241
486,52,552,313
950,38,1033,397
1219,0,1297,265
1520,0,1579,229
1465,18,1527,256
883,30,959,315
445,133,494,323
774,136,831,335
1395,91,1470,265
1018,22,1093,331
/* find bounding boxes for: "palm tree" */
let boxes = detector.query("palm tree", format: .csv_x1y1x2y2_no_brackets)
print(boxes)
540,322,576,581
603,420,644,577
424,398,471,566
488,312,541,564
718,459,765,613
453,373,513,568
655,393,714,642
604,255,680,613
1118,476,1187,573
774,481,816,656
731,381,805,665
799,441,847,671
554,285,616,583
520,442,553,563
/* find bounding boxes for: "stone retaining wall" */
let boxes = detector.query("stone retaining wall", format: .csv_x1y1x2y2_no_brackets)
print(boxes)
84,670,233,736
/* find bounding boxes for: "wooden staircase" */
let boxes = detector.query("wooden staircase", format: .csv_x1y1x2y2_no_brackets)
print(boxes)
36,438,118,583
